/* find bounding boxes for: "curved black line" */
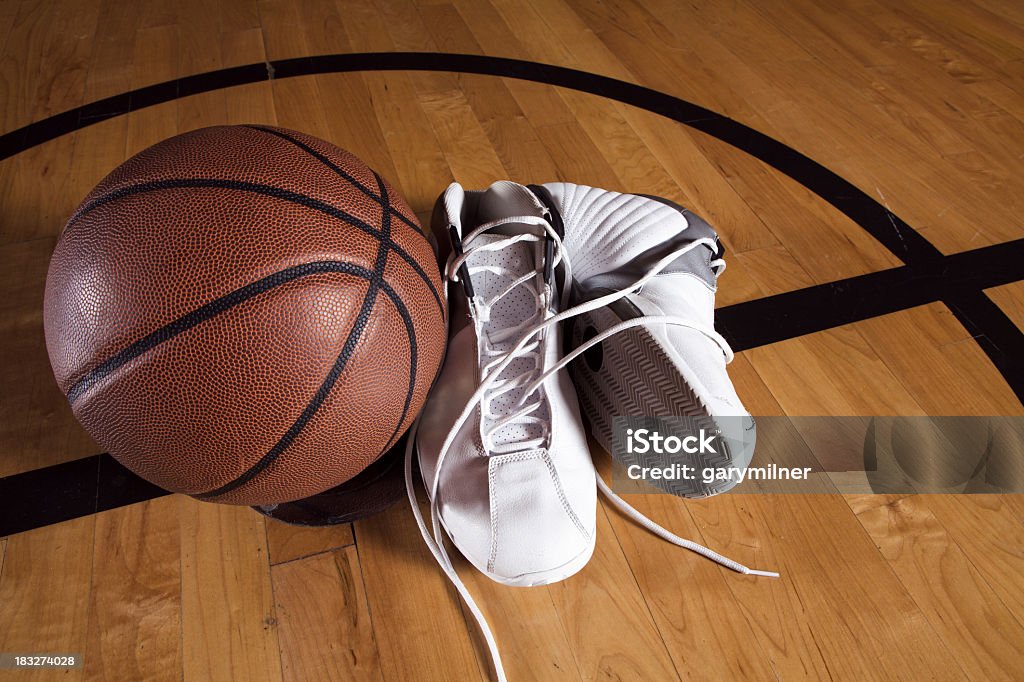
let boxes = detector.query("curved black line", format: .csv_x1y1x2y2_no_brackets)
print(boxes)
196,173,398,500
193,276,422,500
67,260,372,404
373,173,418,453
0,51,940,266
721,237,1024,349
67,176,444,316
2,51,1023,533
241,124,425,236
380,291,418,453
3,235,1018,535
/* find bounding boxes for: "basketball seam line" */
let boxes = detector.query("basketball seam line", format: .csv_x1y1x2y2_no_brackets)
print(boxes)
195,172,422,500
374,171,418,454
67,177,445,316
66,260,372,404
195,174,399,500
189,272,418,501
194,283,382,500
240,124,425,237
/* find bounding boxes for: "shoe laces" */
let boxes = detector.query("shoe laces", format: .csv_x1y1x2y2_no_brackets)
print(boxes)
406,211,777,682
446,215,571,454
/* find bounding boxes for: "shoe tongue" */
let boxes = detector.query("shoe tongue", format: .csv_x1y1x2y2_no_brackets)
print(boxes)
476,181,547,237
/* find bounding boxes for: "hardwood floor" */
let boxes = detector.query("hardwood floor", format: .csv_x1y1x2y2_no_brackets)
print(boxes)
1,0,1022,679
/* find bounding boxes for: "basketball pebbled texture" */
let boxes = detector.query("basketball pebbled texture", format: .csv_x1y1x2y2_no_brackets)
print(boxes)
43,125,447,505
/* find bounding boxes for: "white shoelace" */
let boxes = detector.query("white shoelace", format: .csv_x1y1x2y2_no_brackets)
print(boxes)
405,214,778,682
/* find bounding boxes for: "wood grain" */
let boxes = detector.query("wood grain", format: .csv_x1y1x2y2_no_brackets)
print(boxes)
83,497,182,681
920,495,1024,617
272,546,382,681
354,502,484,680
856,303,1024,416
180,499,282,682
851,494,1024,680
266,521,355,566
688,492,966,680
1,1,1023,680
0,516,95,682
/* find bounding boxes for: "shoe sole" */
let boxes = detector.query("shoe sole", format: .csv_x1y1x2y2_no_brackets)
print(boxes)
568,304,741,498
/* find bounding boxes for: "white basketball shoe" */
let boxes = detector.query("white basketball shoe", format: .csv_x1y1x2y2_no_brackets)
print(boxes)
412,181,596,587
406,181,775,682
530,183,756,498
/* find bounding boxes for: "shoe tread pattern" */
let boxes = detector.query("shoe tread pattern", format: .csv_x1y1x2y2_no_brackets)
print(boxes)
570,308,738,498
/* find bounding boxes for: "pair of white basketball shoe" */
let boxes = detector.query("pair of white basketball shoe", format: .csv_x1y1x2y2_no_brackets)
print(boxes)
405,181,776,680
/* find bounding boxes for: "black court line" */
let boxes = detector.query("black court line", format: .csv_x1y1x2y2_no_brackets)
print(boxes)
721,237,1024,352
4,237,1020,536
1,52,1022,535
0,454,170,537
0,52,939,266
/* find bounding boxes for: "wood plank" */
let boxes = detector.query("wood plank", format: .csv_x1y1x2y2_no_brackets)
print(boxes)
220,0,261,34
533,120,621,189
713,254,767,308
731,244,816,298
920,495,1024,617
453,0,579,129
599,484,780,679
213,23,274,132
611,112,779,255
556,90,685,201
138,0,178,29
83,496,182,681
0,2,20,58
180,498,283,682
0,516,95,682
176,0,229,130
850,494,1024,680
690,492,966,679
2,1,90,131
127,23,180,150
987,281,1024,330
272,546,382,682
855,304,1024,416
453,560,581,681
547,502,682,680
266,521,355,566
258,0,314,61
375,0,459,97
0,133,80,244
336,0,453,212
417,88,508,189
314,73,405,189
0,237,98,476
412,2,564,182
81,0,140,103
746,323,928,417
354,501,483,681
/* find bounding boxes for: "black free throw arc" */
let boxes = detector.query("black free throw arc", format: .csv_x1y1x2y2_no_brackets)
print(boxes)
2,52,1019,398
2,52,1022,534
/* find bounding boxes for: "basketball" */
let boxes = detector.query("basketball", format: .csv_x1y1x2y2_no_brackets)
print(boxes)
42,125,447,505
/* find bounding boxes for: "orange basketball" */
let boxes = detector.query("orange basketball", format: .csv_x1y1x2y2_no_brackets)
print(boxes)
43,125,446,505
